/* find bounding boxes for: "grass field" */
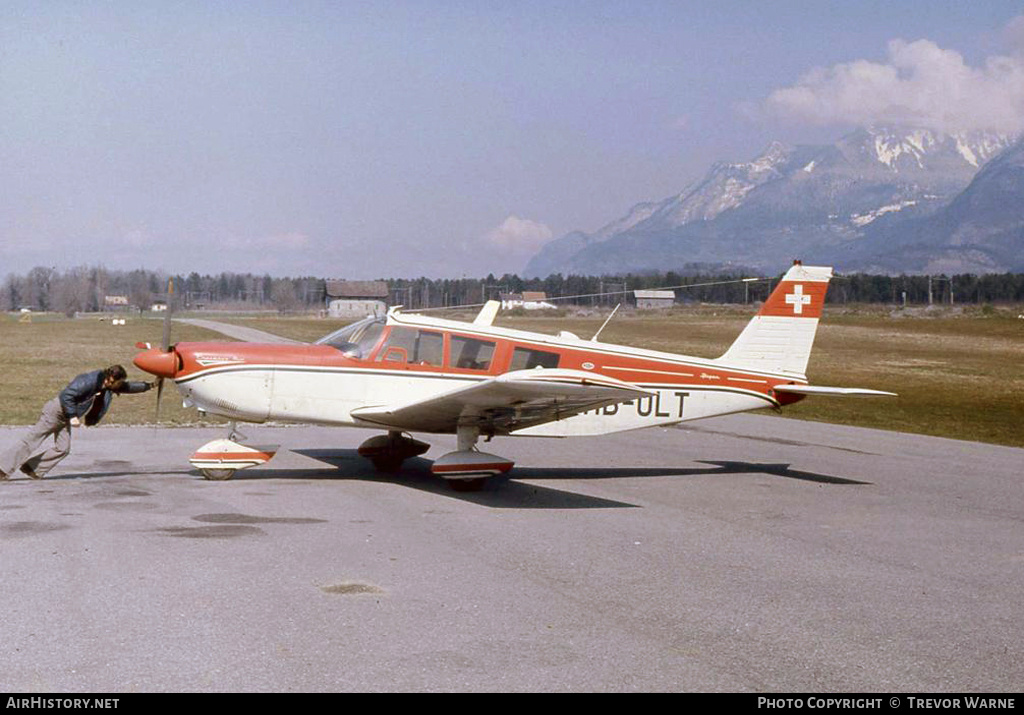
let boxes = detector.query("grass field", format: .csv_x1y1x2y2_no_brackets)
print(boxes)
0,314,227,426
3,306,1022,448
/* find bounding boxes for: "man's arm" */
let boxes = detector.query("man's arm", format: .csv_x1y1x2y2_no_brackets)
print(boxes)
116,381,154,395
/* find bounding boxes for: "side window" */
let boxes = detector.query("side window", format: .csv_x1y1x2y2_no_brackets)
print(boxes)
416,331,443,366
510,347,560,371
377,327,444,366
449,335,496,371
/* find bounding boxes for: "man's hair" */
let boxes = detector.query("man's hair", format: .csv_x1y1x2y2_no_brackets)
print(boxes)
104,365,128,384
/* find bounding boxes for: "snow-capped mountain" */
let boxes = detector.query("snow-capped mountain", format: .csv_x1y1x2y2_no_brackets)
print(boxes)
524,127,1016,277
856,127,1007,171
848,136,1024,273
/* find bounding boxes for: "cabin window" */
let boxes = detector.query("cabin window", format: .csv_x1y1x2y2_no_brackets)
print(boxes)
510,347,560,371
417,331,444,365
449,335,495,371
377,327,444,366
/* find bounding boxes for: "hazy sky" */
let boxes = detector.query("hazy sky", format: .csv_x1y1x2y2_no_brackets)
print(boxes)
2,1,1023,279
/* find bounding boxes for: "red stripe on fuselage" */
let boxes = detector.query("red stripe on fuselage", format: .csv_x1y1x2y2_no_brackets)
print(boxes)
166,335,804,402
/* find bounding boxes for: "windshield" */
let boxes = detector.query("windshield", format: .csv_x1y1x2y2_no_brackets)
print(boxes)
315,316,386,359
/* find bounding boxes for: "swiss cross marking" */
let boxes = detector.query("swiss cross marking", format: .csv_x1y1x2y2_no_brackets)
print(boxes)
785,284,811,315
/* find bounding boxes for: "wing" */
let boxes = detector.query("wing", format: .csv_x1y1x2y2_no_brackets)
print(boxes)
774,385,897,397
350,368,652,434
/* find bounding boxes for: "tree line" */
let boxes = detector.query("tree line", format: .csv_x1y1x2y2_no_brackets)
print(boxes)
0,268,325,315
3,266,1024,316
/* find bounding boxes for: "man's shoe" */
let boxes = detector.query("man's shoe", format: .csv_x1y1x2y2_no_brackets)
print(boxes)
19,466,42,480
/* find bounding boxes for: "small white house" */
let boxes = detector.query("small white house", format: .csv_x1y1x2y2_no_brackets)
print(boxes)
104,295,130,311
500,291,557,311
634,290,675,309
326,280,389,319
328,299,386,319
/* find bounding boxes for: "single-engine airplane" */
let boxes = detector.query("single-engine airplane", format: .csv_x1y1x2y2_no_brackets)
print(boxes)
134,261,894,489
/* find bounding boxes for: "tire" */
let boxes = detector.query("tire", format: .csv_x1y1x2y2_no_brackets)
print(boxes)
371,456,404,473
201,468,236,481
449,477,488,492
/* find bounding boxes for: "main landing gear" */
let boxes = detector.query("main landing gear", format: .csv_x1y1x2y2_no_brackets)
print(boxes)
431,426,514,491
358,426,513,491
187,425,514,490
357,431,430,472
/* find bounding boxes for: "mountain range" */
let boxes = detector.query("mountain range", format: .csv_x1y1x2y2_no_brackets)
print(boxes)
524,127,1024,277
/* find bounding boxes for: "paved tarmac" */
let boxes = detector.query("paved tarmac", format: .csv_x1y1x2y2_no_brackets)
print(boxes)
173,318,303,344
0,415,1021,692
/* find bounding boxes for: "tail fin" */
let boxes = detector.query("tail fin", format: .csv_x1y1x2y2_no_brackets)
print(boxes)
716,262,832,377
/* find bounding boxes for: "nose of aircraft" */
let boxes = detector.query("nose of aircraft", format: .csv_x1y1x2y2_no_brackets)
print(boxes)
133,347,178,379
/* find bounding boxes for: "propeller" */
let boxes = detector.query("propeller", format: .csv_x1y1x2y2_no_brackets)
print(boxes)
156,277,174,421
133,278,177,423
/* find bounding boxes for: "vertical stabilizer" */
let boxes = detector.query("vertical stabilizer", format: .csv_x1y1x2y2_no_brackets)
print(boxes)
473,300,501,326
716,262,832,377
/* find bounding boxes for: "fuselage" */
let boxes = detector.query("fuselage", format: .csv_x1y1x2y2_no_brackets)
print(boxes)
136,310,807,437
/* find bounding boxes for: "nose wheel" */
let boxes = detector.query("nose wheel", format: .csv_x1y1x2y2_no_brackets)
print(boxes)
189,437,277,480
200,467,237,481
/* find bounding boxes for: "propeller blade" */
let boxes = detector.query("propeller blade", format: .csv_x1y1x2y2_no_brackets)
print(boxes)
154,278,173,424
161,277,174,352
155,376,165,422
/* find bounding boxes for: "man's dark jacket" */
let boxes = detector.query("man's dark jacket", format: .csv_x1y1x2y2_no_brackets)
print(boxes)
58,370,152,426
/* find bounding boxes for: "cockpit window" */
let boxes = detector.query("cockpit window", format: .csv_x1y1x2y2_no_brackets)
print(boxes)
315,316,386,359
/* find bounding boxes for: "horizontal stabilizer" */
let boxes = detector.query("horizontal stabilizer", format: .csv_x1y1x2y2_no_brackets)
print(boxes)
774,385,897,397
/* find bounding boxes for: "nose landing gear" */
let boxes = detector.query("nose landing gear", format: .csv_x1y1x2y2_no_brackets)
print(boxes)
189,424,278,480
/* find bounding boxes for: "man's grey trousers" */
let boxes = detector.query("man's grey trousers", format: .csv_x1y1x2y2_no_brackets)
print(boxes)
0,398,71,478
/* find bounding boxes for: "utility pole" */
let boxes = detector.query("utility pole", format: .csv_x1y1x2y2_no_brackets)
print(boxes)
743,277,758,304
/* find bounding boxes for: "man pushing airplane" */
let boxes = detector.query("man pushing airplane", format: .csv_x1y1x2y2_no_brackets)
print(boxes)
0,365,153,480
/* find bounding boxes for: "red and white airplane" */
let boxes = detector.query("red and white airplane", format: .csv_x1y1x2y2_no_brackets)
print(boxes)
133,261,894,489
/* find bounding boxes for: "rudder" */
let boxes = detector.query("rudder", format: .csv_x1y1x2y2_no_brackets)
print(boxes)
716,262,832,377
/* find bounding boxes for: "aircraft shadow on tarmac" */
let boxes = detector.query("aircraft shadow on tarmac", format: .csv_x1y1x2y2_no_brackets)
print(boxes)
43,469,193,482
43,452,866,510
248,449,870,510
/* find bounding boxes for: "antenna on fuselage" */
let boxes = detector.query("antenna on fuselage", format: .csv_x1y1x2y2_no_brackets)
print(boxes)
591,303,620,342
